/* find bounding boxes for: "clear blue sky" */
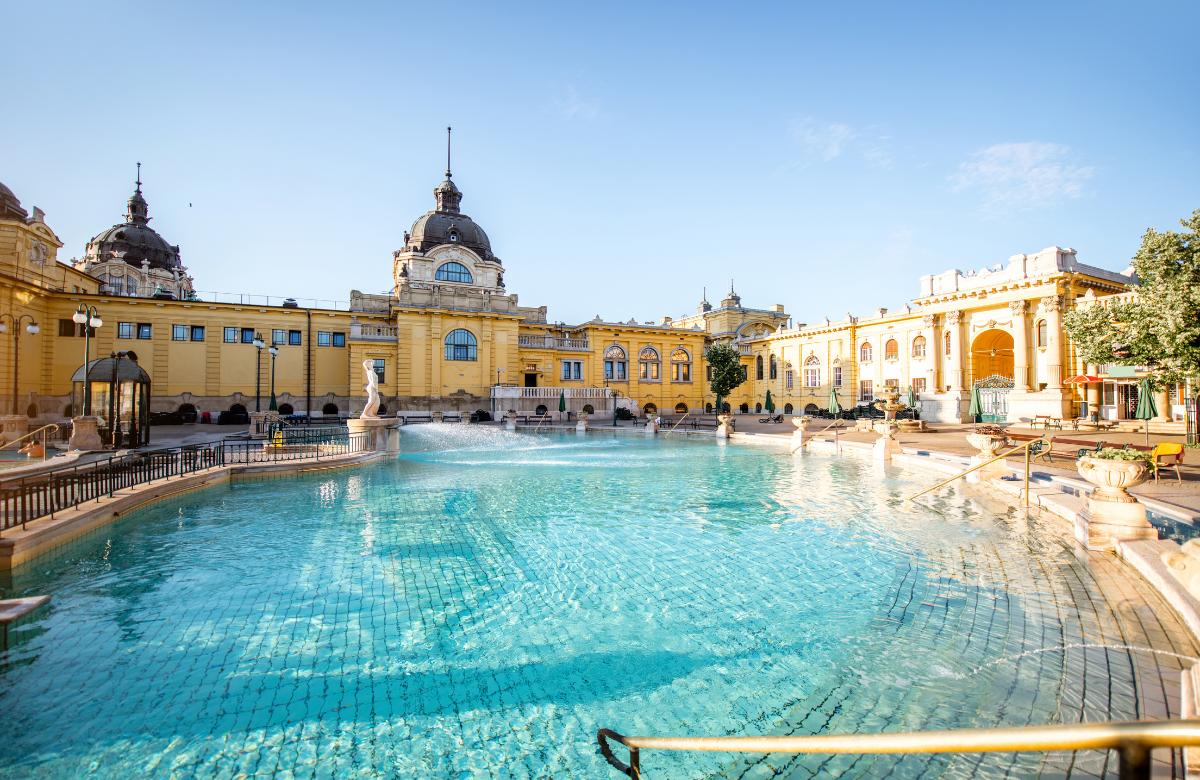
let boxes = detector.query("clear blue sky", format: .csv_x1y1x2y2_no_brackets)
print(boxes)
3,1,1197,325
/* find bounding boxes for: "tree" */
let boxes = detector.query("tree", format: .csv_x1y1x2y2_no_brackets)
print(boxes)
705,342,746,413
1063,209,1200,385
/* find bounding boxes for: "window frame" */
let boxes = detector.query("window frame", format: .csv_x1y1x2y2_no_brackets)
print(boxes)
443,328,478,361
224,327,238,343
638,347,661,381
288,330,302,346
117,322,134,339
317,331,332,347
911,336,926,359
860,342,872,363
172,324,188,342
190,325,205,342
332,332,346,347
884,339,899,361
434,261,474,284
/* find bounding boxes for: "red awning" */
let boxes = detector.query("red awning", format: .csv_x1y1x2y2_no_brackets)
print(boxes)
1064,375,1103,384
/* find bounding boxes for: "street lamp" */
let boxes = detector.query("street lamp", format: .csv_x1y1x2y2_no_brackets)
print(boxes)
252,332,265,412
268,345,279,412
71,304,103,415
0,314,39,417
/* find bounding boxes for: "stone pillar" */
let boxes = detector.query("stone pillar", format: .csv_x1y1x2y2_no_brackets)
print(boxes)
1154,388,1171,422
790,416,808,454
576,412,589,434
248,411,280,439
1009,300,1030,391
1041,295,1064,390
68,415,104,451
504,411,518,431
347,417,401,453
921,314,937,392
1086,363,1101,417
945,310,964,392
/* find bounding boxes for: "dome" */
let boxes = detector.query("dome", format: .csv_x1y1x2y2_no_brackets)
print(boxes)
83,174,182,271
405,174,497,262
0,181,29,221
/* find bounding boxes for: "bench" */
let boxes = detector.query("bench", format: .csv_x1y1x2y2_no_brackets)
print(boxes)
441,412,463,422
516,414,554,425
1044,436,1107,463
1033,415,1063,431
400,414,433,424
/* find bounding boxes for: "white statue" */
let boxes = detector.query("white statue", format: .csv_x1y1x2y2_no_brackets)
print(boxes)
361,359,380,419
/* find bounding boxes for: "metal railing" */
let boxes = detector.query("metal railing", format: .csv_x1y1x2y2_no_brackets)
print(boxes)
0,424,62,456
0,432,368,532
906,437,1044,509
597,719,1200,779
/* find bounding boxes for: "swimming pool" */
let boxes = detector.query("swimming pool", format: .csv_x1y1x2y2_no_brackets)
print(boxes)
0,429,1194,778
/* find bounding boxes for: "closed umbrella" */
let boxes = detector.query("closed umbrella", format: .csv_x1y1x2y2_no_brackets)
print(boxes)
905,385,917,409
558,389,567,421
765,389,775,414
968,385,982,421
828,388,843,417
1134,377,1158,447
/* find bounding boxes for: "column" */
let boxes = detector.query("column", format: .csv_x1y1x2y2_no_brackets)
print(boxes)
1155,387,1171,422
1041,295,1064,390
921,314,937,391
945,310,964,392
1009,300,1030,392
1086,363,1101,416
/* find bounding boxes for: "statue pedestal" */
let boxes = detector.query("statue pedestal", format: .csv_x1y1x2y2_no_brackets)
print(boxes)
504,412,518,432
0,415,29,446
348,417,400,453
715,414,734,439
645,418,659,435
874,427,900,463
575,413,589,434
790,417,809,454
69,416,104,452
248,411,280,439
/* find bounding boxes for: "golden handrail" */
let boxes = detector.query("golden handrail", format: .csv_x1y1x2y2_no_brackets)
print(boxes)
906,436,1045,508
0,423,61,452
598,719,1200,779
667,413,689,433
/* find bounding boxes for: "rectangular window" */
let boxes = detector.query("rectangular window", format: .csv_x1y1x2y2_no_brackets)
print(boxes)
912,378,927,394
885,378,899,391
833,366,843,387
118,322,134,339
785,369,794,390
190,325,205,342
272,329,285,345
804,368,820,387
860,380,874,402
318,331,332,347
58,319,93,337
224,327,238,343
332,332,346,347
1102,382,1116,406
172,324,188,341
288,330,302,346
373,359,385,383
561,360,582,380
673,362,690,382
136,323,151,339
240,327,256,344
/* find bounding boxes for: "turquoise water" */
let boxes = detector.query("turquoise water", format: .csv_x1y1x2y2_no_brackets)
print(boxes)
0,429,1166,777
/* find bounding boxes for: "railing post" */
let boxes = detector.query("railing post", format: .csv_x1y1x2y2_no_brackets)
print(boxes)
1118,744,1150,780
1024,442,1031,509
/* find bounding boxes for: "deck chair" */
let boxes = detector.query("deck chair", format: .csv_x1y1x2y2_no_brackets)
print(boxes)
1151,443,1184,484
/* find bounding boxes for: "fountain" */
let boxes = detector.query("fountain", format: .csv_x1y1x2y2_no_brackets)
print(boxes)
872,387,906,462
346,359,401,453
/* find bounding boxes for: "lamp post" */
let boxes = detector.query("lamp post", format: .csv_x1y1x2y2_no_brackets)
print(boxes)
268,345,279,411
0,314,39,416
252,332,265,412
72,304,103,415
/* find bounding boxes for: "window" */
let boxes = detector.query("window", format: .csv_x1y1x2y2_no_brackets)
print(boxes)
769,354,778,380
434,261,473,284
118,322,134,339
240,328,255,344
137,323,152,340
912,378,927,394
1036,319,1048,347
172,324,188,341
804,355,820,387
58,319,93,337
860,342,872,362
224,327,238,343
332,332,346,347
190,325,205,342
318,331,332,347
272,329,285,345
912,336,926,359
639,346,660,381
671,348,691,382
833,366,843,387
885,378,899,391
944,331,951,356
444,328,478,361
288,330,302,346
755,354,764,380
785,369,794,389
373,359,385,383
885,339,899,361
561,360,583,380
604,345,627,381
860,380,873,402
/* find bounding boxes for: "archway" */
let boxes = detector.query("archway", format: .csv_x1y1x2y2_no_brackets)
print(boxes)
582,403,594,414
970,329,1014,383
322,402,339,415
643,403,658,415
535,404,548,415
178,402,197,423
705,403,713,413
739,403,749,413
674,402,688,414
278,403,294,415
783,403,794,414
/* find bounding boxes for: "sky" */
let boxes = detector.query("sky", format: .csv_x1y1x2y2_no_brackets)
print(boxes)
2,1,1197,326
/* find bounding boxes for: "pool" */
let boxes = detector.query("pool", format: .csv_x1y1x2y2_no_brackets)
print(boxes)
0,429,1194,778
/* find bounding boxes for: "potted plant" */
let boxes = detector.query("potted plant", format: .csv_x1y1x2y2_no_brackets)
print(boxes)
1076,447,1151,504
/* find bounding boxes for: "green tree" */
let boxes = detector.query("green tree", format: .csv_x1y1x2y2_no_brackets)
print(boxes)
1063,209,1200,385
705,342,746,413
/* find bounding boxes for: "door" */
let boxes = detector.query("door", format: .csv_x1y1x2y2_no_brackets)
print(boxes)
524,373,538,388
974,375,1014,423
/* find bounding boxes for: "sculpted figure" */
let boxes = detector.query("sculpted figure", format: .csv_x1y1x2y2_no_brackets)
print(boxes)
361,359,381,419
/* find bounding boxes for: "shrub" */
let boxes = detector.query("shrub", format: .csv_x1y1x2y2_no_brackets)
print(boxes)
1087,447,1151,464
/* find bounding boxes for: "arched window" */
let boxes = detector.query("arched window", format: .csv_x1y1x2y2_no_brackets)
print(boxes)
444,328,478,361
705,403,713,413
604,345,627,381
912,336,926,359
322,402,339,415
1036,319,1048,347
435,262,473,284
638,346,660,381
671,348,691,382
944,331,951,356
643,403,658,415
804,355,821,387
783,403,794,414
755,354,764,380
860,342,873,362
885,339,899,361
768,354,778,380
674,402,688,414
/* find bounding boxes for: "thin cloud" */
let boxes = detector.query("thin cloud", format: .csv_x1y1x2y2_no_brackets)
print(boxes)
788,118,892,168
556,86,599,120
949,142,1093,210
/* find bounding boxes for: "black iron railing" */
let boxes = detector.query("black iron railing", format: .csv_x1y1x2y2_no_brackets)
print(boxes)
0,432,369,532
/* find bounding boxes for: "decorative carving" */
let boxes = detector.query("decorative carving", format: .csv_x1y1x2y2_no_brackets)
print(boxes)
1008,300,1028,316
361,360,381,419
922,314,936,327
1040,295,1063,313
945,310,964,325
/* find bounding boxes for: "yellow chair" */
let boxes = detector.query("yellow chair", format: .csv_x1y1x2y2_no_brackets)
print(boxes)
1150,442,1184,484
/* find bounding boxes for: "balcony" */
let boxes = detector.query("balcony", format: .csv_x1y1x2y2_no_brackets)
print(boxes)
518,335,591,352
350,322,398,341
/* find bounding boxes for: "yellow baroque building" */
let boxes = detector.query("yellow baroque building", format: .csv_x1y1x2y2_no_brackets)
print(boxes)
0,170,1178,441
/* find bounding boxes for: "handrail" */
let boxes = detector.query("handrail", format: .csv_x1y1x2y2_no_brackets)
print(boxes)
906,436,1044,508
668,413,689,433
597,719,1200,779
0,424,61,451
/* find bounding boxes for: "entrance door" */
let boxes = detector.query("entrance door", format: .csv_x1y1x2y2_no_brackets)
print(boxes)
974,375,1015,423
1119,384,1137,419
524,373,538,388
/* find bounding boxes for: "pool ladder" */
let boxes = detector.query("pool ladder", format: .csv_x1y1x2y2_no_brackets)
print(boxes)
906,436,1044,509
0,423,61,460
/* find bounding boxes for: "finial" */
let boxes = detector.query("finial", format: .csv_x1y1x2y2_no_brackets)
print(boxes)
135,161,142,193
445,126,452,178
702,286,707,301
730,279,735,294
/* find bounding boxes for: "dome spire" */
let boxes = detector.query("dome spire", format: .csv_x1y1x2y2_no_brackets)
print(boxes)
434,127,462,213
445,126,452,179
126,161,149,225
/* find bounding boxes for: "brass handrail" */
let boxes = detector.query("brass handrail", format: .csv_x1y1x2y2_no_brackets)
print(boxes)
597,719,1200,779
668,413,689,433
0,423,61,453
906,436,1045,508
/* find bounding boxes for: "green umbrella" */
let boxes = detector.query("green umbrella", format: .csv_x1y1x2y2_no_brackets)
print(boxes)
828,388,842,417
905,385,917,409
558,389,567,420
1134,377,1158,446
765,389,775,414
968,385,982,421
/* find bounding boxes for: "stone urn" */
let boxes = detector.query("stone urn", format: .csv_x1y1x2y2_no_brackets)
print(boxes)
964,431,1008,483
504,410,518,432
790,415,809,454
716,413,734,439
1075,454,1155,550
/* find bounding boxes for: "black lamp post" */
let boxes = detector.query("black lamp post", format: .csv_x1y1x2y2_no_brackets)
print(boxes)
72,304,103,415
268,345,279,411
0,314,39,416
252,332,265,411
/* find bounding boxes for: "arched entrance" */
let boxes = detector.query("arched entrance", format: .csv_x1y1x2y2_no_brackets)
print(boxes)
970,329,1016,423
